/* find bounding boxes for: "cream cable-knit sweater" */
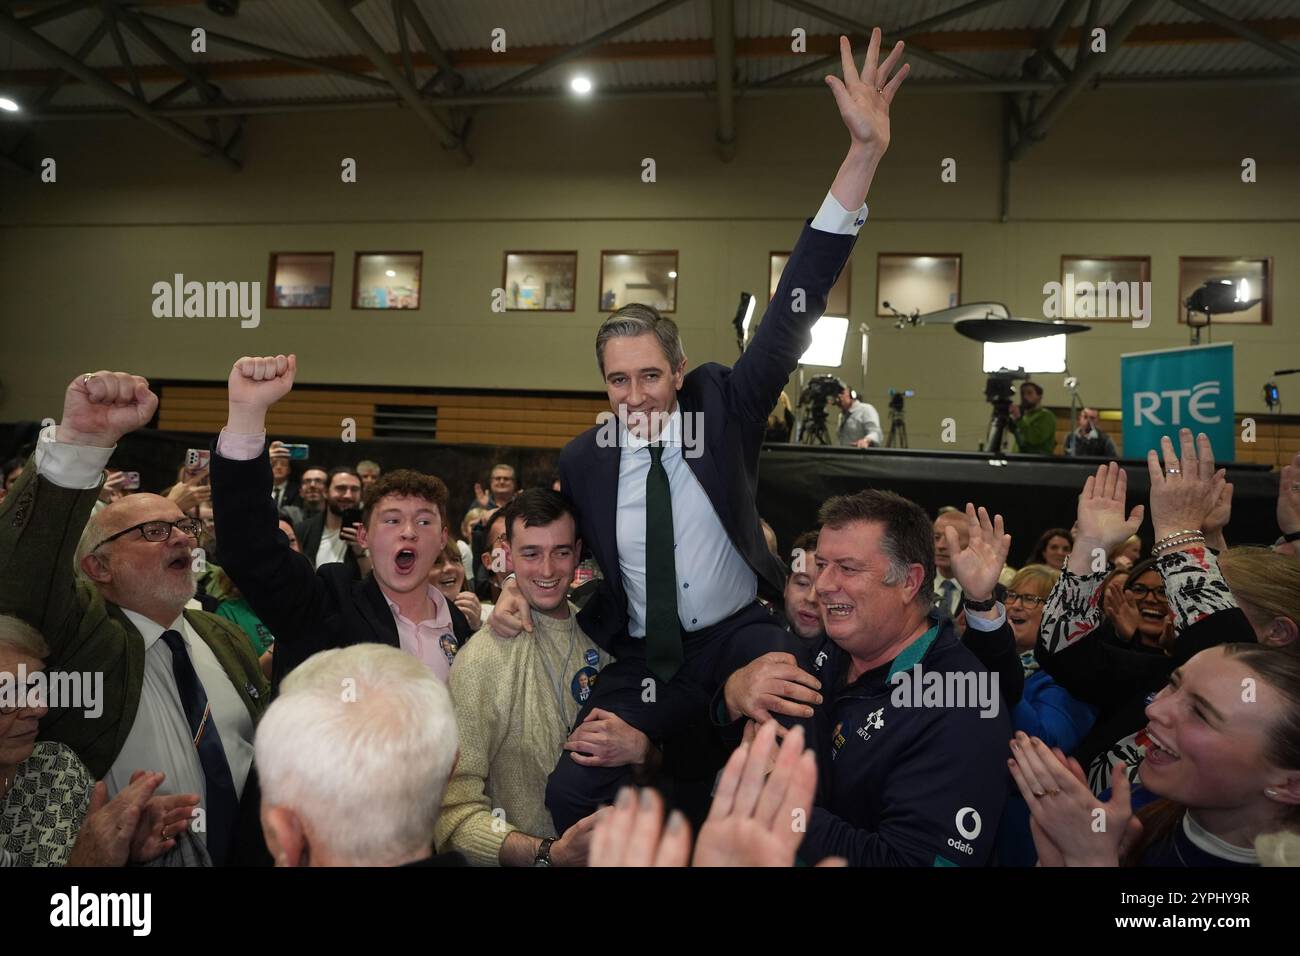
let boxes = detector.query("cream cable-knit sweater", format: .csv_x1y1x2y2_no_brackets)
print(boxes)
435,604,610,866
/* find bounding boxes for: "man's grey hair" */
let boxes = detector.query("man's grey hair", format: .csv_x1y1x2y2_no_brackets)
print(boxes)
0,614,49,661
595,303,685,376
73,509,110,585
255,643,459,866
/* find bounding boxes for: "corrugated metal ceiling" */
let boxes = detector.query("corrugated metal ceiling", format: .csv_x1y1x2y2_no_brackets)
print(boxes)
2,0,1296,108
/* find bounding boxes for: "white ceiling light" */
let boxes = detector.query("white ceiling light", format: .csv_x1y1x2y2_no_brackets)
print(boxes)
0,97,20,113
385,269,397,277
570,76,593,95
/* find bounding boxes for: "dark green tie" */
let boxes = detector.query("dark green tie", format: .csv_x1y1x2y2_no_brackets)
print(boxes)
645,443,684,683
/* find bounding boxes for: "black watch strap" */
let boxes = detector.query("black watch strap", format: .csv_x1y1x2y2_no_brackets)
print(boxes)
1283,530,1300,543
963,595,998,612
534,837,555,867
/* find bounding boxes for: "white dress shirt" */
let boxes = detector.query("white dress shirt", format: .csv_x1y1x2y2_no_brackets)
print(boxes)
616,409,757,637
108,610,256,819
315,525,347,567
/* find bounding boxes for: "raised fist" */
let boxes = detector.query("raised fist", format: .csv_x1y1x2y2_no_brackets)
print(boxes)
229,355,296,411
59,371,158,448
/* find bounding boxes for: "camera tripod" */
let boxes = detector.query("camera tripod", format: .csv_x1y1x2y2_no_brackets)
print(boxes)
887,405,908,448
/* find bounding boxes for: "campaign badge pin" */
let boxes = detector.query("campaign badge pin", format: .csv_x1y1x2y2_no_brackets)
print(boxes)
585,648,599,667
571,666,599,704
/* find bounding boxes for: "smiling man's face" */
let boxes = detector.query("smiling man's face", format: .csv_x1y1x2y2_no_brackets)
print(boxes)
601,334,686,440
507,513,580,619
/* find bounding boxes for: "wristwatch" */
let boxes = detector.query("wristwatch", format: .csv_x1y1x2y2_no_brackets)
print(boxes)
533,837,555,867
962,595,998,612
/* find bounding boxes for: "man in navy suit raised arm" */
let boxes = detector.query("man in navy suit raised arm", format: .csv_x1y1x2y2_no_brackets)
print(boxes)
488,30,911,839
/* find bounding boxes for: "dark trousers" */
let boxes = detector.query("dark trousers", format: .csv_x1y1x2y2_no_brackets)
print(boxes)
545,600,808,833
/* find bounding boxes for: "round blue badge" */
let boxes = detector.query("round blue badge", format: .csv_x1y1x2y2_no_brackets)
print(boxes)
571,666,599,704
585,648,600,667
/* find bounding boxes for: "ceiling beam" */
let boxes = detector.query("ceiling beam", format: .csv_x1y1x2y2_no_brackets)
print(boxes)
0,7,239,168
712,0,736,162
1011,0,1160,161
7,19,1300,90
1170,0,1300,68
135,11,390,89
102,3,144,101
761,0,1011,86
13,66,1300,123
392,0,416,87
16,0,94,29
34,14,107,108
315,0,469,163
1028,0,1086,80
488,0,693,93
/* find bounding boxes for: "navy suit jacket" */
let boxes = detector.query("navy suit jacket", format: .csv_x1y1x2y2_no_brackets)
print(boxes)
560,222,856,652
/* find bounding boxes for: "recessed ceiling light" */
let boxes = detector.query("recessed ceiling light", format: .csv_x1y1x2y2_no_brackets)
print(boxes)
0,97,20,113
385,269,397,277
571,76,593,95
668,271,677,278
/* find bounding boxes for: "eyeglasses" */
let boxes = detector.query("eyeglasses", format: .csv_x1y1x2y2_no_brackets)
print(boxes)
94,518,202,550
1125,583,1168,600
1005,590,1047,608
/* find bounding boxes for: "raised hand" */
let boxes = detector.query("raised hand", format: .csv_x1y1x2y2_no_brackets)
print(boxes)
58,371,158,448
1147,429,1225,543
1103,576,1142,641
589,789,691,868
1070,462,1144,573
693,721,819,867
227,354,296,433
1203,478,1233,551
825,31,909,152
453,591,482,631
1277,451,1300,539
946,503,1011,603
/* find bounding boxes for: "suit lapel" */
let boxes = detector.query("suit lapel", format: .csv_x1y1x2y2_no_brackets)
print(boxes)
588,436,623,587
358,575,401,647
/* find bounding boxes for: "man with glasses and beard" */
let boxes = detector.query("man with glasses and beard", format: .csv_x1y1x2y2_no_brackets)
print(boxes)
0,371,270,866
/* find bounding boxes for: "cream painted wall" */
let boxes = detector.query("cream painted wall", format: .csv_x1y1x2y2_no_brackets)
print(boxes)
2,82,1297,450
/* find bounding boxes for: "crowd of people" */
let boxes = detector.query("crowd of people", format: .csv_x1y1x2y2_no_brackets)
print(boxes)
3,31,1299,870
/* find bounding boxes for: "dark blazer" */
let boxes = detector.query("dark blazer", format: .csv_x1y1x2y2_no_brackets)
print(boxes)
271,478,300,511
560,222,855,652
294,509,361,579
211,444,473,689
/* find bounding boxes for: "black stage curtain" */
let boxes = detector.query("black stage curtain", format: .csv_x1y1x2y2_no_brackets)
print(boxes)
757,444,1282,563
1,422,1284,561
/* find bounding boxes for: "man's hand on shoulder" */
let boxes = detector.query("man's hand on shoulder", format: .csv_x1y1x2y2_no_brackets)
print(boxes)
487,575,533,637
58,371,158,448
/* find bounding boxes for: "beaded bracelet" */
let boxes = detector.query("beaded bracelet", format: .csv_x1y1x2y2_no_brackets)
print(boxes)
1152,533,1206,556
1153,529,1202,549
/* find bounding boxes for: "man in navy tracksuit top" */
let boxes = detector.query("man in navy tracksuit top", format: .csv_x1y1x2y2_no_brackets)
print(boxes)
729,492,1011,866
